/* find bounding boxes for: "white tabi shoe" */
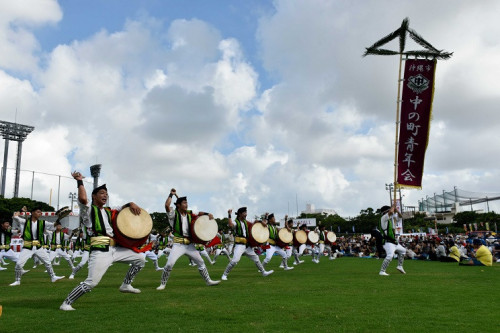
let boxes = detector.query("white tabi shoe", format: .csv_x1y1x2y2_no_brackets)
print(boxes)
379,271,389,276
119,283,141,294
51,275,65,282
156,284,166,291
60,302,75,311
69,274,75,280
0,266,7,271
262,270,274,277
155,267,163,271
21,269,30,275
396,266,406,274
206,279,221,286
221,274,228,281
9,281,20,286
279,265,284,268
284,267,294,271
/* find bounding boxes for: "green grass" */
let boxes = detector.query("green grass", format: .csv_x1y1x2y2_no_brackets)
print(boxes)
0,255,498,332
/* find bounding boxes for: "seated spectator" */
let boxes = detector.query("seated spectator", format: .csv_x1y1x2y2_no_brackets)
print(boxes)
459,239,493,266
435,239,447,260
440,240,460,262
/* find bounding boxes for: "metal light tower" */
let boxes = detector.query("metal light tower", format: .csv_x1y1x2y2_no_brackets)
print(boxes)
90,164,101,189
69,192,77,212
0,121,34,197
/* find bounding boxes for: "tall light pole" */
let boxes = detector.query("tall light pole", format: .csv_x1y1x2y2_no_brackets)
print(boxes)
0,121,34,197
385,183,394,205
68,192,77,212
90,164,101,189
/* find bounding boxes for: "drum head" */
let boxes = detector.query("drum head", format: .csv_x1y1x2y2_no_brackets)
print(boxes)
326,231,337,243
294,230,307,244
251,222,270,243
192,215,218,242
308,231,320,243
116,207,152,240
278,228,293,243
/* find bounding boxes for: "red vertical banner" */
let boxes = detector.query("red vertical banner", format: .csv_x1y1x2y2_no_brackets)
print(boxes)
397,59,436,188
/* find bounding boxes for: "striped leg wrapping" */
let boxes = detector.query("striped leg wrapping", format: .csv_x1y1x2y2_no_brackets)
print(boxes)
255,261,265,273
15,267,22,281
281,257,288,268
397,254,404,267
73,264,82,275
380,257,392,272
64,282,91,305
223,261,237,276
66,257,75,270
160,267,172,285
199,267,211,282
45,265,55,278
123,265,142,285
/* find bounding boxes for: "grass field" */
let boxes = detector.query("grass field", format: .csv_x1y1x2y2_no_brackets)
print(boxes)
0,255,498,333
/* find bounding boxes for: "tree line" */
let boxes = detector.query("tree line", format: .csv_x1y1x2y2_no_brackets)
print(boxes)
2,197,497,235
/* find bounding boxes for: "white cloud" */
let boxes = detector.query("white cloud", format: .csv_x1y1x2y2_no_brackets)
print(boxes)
1,1,499,220
0,0,62,72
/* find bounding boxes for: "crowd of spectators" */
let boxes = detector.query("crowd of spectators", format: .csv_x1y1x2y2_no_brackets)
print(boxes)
330,232,499,264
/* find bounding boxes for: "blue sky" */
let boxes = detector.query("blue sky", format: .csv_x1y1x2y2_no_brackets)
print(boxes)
1,0,500,218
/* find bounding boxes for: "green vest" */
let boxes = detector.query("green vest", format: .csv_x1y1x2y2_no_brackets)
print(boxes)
1,227,12,247
158,236,167,249
51,231,65,249
268,224,278,241
90,205,112,251
234,218,249,238
173,209,192,238
22,218,46,249
379,215,396,244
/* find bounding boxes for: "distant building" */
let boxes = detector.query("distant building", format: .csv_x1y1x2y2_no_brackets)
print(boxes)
302,203,337,216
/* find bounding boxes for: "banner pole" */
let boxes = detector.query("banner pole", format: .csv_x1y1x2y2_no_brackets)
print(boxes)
393,53,403,205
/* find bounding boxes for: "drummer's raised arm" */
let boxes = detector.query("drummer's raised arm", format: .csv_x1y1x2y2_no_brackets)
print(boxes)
72,171,88,205
227,209,234,228
165,188,177,213
261,213,269,227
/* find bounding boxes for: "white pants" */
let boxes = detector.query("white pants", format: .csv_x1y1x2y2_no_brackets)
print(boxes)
50,248,74,265
214,247,230,257
227,243,234,255
83,246,145,288
263,245,287,264
72,250,83,259
0,249,19,262
142,250,158,262
157,247,171,259
232,244,260,263
199,249,213,263
164,243,206,270
16,247,51,268
76,251,90,267
383,242,406,259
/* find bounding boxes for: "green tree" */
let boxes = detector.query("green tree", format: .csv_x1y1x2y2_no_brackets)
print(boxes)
0,197,54,221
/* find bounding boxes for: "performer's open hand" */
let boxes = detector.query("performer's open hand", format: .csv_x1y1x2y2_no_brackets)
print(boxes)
129,202,141,215
170,188,177,196
228,209,232,215
208,213,214,220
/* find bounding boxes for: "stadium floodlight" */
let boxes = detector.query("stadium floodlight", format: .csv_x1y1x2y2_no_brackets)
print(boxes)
0,120,35,197
90,164,102,189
